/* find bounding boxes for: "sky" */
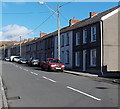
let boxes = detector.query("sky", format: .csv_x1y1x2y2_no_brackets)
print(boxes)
1,1,119,41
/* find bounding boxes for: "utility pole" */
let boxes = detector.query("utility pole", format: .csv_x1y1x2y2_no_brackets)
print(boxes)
39,2,61,60
20,36,21,57
57,4,61,60
4,44,6,58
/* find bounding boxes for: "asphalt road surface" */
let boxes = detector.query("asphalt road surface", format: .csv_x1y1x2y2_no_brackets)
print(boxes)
1,61,119,107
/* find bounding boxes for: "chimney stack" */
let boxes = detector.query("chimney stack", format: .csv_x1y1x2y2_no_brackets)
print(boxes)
69,17,80,26
90,12,98,18
40,32,47,37
28,38,33,42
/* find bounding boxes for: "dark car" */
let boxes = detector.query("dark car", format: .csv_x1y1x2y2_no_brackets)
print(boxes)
18,58,28,64
28,58,40,66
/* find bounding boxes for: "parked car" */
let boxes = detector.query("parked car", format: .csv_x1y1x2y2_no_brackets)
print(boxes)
18,58,28,64
14,57,21,62
10,56,20,62
40,58,65,71
28,58,40,66
4,57,10,61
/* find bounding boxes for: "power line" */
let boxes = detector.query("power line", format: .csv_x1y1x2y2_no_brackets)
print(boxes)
60,2,72,7
1,11,49,14
60,12,69,21
24,12,56,36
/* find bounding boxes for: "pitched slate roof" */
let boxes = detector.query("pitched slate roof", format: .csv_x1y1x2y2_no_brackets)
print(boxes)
70,5,120,30
42,5,120,38
12,5,120,46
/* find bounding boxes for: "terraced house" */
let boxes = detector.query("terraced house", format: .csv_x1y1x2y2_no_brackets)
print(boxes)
2,5,120,77
72,6,120,77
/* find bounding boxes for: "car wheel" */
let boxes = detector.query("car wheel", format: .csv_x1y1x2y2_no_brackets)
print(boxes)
47,66,51,71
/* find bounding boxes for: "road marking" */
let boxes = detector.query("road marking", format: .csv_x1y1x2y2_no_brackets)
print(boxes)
30,72,34,74
33,73,38,75
67,86,101,101
42,76,56,83
30,72,38,76
23,69,28,72
19,67,22,69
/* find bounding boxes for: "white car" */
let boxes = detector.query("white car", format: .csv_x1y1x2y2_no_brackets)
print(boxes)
14,57,21,62
10,56,20,62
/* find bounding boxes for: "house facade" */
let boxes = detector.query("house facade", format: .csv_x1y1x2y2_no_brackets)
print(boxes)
73,22,101,74
1,5,120,77
54,30,73,69
72,6,120,76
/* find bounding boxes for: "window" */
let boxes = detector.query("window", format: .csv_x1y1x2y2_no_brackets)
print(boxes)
75,32,80,45
75,52,80,66
83,29,87,43
62,51,64,63
61,35,64,46
91,26,96,42
66,50,69,63
90,49,96,66
66,33,69,45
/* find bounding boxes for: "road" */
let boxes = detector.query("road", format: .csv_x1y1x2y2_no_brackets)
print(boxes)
1,60,119,107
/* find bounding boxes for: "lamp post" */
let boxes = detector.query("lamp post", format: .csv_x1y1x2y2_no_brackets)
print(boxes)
39,2,61,60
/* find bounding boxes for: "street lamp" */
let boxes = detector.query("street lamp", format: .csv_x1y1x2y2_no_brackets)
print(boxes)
39,2,61,60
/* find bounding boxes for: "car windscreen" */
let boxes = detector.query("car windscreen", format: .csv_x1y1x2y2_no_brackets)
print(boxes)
49,59,60,63
21,58,27,61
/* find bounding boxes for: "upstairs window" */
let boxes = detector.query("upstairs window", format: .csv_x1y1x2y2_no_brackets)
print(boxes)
61,35,64,47
91,26,96,42
75,32,80,45
83,29,87,44
66,33,69,45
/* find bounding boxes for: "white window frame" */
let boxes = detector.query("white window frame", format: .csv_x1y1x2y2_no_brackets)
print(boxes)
75,32,80,45
83,29,87,44
91,26,96,42
75,51,80,67
90,49,96,66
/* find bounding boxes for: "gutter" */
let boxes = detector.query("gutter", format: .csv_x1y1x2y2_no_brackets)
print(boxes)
100,20,104,76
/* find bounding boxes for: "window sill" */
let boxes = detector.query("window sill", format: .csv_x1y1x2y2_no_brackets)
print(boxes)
90,65,96,67
90,40,96,43
66,44,69,46
65,63,69,64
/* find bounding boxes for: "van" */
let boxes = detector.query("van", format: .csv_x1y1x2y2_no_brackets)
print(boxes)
10,56,20,62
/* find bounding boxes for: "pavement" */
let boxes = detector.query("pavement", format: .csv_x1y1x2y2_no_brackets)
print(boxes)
0,68,119,108
64,70,120,84
0,76,8,109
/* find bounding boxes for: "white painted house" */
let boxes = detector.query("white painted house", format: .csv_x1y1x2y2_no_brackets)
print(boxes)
54,31,73,69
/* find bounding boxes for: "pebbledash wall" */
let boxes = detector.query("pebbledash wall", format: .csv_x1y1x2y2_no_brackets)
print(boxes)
102,8,120,73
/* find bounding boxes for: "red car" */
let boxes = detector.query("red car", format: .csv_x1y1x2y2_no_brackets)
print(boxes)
40,58,65,71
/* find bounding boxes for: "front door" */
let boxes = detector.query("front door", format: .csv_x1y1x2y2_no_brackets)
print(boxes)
83,50,87,71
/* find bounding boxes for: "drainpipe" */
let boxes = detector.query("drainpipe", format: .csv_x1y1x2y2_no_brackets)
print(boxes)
100,20,104,76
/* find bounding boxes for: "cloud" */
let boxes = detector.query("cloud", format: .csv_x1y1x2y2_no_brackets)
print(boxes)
0,24,33,41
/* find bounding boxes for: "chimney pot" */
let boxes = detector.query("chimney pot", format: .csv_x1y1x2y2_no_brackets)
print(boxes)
90,12,98,18
69,18,80,26
40,32,47,37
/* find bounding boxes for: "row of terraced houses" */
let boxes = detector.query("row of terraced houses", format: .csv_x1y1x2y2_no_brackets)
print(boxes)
1,6,120,77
